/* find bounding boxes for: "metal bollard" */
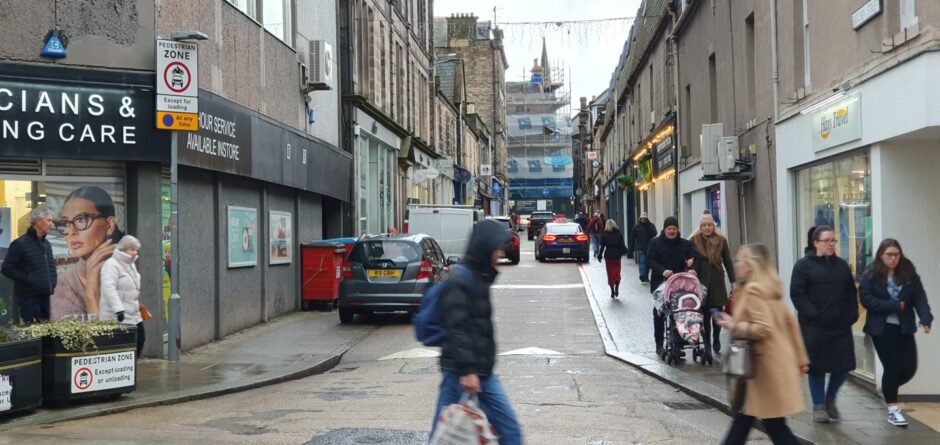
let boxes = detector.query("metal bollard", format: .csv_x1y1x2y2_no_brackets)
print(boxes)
168,293,181,361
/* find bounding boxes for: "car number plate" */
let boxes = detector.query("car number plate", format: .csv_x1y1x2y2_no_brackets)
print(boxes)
563,248,571,254
368,269,402,279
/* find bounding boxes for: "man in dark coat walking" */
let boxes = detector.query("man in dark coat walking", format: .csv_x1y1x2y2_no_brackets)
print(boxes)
646,216,694,356
628,212,658,283
1,207,58,324
431,220,522,444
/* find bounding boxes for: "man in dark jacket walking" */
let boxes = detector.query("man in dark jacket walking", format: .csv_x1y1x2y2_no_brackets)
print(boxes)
646,216,694,356
431,220,522,444
629,212,658,283
2,207,58,324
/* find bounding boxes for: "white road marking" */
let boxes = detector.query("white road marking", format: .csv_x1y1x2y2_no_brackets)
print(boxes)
499,347,565,356
377,348,441,360
491,284,584,289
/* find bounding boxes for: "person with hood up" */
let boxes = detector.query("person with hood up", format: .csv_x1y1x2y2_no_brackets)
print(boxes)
859,238,933,427
628,212,658,284
596,219,628,298
646,216,695,356
690,212,735,357
715,244,809,445
790,225,858,423
431,220,522,444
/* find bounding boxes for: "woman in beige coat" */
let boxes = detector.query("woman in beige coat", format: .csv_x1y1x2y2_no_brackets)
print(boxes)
715,244,810,445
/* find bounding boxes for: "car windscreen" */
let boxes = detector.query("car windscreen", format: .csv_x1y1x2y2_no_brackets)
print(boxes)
349,240,422,265
492,219,512,229
531,213,554,221
545,224,580,235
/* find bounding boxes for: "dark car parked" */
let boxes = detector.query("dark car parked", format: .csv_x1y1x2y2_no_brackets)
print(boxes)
527,211,556,240
487,216,520,265
338,234,451,323
535,222,590,263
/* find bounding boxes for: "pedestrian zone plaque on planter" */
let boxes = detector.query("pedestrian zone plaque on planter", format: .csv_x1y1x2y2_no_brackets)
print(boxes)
0,375,11,412
70,351,135,393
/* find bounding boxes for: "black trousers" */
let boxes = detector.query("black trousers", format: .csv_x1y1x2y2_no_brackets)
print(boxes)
703,307,721,351
135,322,146,358
17,296,49,324
654,308,664,350
723,414,799,445
871,324,918,404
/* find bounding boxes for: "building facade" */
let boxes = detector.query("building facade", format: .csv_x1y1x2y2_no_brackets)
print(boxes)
0,0,351,355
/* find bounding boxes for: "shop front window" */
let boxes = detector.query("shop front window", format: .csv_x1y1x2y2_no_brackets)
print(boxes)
0,180,126,323
795,150,873,378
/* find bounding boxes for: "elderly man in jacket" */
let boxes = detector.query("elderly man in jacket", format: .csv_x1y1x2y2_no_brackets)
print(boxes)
629,212,658,284
1,207,58,324
430,220,522,444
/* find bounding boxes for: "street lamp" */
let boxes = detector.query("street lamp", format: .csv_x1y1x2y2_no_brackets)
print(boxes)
165,30,206,362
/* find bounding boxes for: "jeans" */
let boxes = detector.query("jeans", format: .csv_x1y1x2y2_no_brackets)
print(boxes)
723,414,799,445
636,250,649,280
871,323,918,404
590,235,601,256
431,371,523,445
17,296,49,324
807,371,849,405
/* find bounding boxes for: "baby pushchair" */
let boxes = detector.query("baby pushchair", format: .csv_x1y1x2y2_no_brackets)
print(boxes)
655,271,711,366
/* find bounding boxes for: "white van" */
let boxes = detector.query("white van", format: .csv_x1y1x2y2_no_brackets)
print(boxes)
404,205,484,260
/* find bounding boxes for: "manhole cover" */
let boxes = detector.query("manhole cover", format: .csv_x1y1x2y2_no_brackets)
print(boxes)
306,428,427,445
662,401,711,410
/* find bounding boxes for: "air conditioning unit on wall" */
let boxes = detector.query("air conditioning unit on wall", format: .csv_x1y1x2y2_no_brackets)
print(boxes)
303,40,333,93
718,136,740,174
700,123,723,176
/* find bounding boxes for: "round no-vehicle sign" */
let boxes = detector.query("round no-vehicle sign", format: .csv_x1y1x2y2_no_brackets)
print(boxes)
156,39,198,98
74,367,93,391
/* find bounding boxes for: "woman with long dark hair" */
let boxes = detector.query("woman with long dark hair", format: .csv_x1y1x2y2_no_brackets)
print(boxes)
789,225,858,423
51,186,124,320
860,239,933,426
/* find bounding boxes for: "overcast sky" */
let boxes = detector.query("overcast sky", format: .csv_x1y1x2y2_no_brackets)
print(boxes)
434,0,641,112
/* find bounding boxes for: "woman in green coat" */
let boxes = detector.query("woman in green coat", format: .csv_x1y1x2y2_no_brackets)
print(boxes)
690,212,735,360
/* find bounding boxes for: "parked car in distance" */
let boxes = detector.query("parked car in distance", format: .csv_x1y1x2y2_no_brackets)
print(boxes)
404,205,483,259
486,216,520,265
338,233,452,324
534,222,590,263
527,211,556,240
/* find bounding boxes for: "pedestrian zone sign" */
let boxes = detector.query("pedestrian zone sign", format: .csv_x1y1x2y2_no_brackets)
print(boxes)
156,39,199,131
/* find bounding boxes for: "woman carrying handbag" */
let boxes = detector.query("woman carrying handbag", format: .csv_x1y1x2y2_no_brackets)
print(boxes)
714,244,809,445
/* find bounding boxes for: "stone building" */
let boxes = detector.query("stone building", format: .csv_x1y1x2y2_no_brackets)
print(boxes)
0,0,350,354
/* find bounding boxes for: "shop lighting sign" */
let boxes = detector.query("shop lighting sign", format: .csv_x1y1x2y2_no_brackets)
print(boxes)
812,94,860,152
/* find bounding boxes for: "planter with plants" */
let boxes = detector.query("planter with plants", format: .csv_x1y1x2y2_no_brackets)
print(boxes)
15,320,137,403
616,175,634,191
0,329,42,415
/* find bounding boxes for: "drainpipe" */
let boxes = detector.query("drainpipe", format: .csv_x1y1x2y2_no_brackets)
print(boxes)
668,6,681,222
770,0,780,123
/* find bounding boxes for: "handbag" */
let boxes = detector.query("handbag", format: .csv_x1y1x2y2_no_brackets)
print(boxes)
139,303,153,321
723,324,753,379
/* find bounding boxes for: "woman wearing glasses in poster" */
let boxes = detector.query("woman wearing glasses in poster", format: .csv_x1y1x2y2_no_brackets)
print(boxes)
860,239,933,427
789,225,859,424
51,186,124,320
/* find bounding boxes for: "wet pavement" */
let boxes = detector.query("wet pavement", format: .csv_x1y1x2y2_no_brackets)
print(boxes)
579,257,940,444
0,311,375,431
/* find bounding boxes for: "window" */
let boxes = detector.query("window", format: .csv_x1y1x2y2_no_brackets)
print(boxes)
792,0,805,93
517,117,532,130
552,163,565,173
706,185,721,227
745,13,756,117
708,53,718,123
262,0,292,44
507,159,519,173
227,0,257,18
541,116,555,130
683,84,692,158
527,160,542,173
901,0,918,29
802,0,811,90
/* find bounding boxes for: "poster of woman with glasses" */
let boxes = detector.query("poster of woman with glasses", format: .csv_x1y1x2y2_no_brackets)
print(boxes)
48,184,126,320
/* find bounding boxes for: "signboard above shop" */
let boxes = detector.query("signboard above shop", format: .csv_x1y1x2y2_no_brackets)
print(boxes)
811,93,861,152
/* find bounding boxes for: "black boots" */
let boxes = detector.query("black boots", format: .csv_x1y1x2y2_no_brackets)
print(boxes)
609,283,620,298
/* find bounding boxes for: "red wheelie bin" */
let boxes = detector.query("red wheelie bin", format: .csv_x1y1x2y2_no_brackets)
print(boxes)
300,241,348,310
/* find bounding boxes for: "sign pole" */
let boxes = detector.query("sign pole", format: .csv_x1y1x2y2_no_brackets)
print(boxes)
169,131,181,362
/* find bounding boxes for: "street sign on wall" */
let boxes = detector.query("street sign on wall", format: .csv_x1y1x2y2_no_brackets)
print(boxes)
156,39,198,131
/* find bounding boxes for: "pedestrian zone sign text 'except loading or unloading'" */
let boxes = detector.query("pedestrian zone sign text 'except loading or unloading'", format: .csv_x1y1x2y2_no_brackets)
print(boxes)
156,39,198,131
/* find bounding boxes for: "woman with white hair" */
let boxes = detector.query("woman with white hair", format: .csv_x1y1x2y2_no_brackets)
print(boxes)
99,235,145,357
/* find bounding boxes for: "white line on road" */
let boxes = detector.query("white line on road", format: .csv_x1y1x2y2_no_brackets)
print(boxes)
491,284,584,289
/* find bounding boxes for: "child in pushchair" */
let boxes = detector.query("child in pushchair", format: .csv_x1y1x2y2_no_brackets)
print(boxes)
652,271,711,366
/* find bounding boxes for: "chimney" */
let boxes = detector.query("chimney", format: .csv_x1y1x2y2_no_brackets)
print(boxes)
447,13,479,48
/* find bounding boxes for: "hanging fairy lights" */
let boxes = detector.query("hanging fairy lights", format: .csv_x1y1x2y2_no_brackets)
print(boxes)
499,16,640,50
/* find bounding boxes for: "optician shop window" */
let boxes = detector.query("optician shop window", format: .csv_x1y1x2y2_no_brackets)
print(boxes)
0,179,126,323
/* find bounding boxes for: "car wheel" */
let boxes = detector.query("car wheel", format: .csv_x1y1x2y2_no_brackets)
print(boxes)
338,308,354,324
510,252,520,265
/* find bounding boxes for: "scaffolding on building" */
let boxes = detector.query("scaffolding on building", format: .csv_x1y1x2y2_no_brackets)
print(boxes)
506,53,574,215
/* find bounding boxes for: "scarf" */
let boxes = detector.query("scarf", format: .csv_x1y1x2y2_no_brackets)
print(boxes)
692,232,725,269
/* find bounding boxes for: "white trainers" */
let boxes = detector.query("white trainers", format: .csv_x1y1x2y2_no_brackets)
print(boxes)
887,409,909,427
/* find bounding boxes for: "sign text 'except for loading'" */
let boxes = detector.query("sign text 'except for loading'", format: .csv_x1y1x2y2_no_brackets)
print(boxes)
156,39,198,131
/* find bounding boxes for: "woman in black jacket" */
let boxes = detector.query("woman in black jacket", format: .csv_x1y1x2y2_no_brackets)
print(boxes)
597,219,627,298
646,216,694,356
859,239,933,427
789,225,858,424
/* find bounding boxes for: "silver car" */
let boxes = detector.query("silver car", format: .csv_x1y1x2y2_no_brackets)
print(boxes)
338,233,451,323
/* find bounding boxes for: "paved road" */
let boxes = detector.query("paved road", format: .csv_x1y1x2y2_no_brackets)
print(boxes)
0,237,753,444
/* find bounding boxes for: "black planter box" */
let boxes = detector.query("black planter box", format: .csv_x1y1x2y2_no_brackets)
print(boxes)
41,326,137,404
0,338,42,415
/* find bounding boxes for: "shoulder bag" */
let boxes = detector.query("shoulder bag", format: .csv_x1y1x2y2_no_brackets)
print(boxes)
723,323,753,379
